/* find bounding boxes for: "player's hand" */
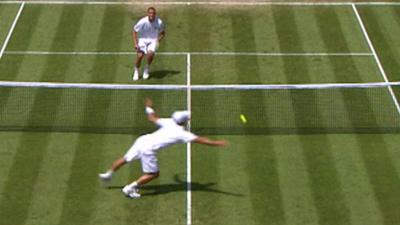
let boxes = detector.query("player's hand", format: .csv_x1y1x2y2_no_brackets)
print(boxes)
145,98,153,107
217,140,228,147
134,43,139,50
155,40,160,50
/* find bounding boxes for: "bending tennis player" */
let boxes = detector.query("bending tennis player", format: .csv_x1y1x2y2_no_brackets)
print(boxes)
99,98,226,198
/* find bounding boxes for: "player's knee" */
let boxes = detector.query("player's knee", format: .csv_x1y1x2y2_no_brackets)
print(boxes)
147,51,154,57
152,171,160,178
137,53,144,59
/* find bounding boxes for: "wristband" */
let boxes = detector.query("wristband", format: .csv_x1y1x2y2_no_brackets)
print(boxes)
145,107,154,115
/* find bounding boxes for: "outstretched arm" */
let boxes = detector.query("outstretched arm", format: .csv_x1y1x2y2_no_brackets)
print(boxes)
193,136,226,147
145,98,159,124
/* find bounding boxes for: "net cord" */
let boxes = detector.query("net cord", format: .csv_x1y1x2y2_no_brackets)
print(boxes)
1,81,400,90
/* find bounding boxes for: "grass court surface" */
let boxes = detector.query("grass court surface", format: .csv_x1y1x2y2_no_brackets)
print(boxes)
0,1,400,225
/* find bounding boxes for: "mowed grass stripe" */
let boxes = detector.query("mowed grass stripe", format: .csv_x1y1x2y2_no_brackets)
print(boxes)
358,6,400,82
21,6,85,225
0,7,42,130
56,6,124,225
328,135,384,225
0,133,52,225
0,5,41,82
0,5,83,224
0,132,21,200
381,134,400,185
10,6,63,82
232,11,285,225
23,133,79,225
40,5,84,82
0,4,18,50
356,135,400,225
72,5,106,51
274,135,319,225
273,6,351,225
315,7,398,225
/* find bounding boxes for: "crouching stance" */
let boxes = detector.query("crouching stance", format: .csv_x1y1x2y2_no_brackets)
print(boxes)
99,98,226,198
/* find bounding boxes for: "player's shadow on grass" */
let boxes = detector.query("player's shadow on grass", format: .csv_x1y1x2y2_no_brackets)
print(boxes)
108,174,243,197
149,70,180,79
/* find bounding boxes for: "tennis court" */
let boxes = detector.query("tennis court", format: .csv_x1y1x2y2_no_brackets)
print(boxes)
0,1,399,225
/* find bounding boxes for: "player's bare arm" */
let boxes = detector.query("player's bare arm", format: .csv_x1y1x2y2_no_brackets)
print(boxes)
194,136,226,147
145,98,159,123
158,30,165,42
133,31,139,50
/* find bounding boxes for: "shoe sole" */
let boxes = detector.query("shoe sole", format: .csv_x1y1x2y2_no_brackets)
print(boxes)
121,189,141,199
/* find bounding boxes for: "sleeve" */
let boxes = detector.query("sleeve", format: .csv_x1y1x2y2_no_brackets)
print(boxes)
180,131,198,143
158,18,165,32
133,19,144,32
155,118,169,127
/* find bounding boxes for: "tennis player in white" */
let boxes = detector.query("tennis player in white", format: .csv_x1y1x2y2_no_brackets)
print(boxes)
99,98,226,198
132,7,165,81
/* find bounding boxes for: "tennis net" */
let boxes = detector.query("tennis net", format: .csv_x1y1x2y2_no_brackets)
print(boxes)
1,81,400,134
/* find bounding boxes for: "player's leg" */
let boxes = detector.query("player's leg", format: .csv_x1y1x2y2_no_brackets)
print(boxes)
143,40,157,79
99,158,127,180
136,172,160,185
123,153,159,198
133,39,147,80
133,51,144,80
143,51,154,80
99,143,140,182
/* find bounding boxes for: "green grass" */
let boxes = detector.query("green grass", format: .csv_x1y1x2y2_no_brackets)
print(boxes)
0,4,19,46
1,2,400,225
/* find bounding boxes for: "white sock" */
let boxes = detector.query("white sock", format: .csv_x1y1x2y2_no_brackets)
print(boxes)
129,181,138,189
134,67,139,72
106,170,113,176
144,65,149,72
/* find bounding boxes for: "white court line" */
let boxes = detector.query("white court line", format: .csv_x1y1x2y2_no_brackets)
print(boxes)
186,53,192,225
4,50,373,57
0,1,400,5
352,4,400,116
0,2,25,61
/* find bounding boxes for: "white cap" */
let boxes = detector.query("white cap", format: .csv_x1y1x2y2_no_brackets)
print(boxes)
172,111,191,124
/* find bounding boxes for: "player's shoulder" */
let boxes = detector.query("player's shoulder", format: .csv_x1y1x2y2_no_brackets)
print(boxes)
156,17,164,24
136,16,148,24
156,118,175,126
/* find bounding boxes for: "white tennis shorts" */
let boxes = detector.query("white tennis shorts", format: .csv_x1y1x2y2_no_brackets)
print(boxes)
123,138,159,173
137,38,158,55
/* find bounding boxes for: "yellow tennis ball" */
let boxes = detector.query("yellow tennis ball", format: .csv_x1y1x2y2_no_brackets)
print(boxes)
240,114,247,123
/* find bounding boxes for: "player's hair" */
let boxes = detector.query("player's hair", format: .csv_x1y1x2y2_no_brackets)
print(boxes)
147,7,156,13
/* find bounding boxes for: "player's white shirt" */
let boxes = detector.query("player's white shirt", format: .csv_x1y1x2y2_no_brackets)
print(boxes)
137,118,197,153
133,16,165,40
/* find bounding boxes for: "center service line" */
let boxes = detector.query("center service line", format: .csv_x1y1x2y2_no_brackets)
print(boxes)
186,53,192,225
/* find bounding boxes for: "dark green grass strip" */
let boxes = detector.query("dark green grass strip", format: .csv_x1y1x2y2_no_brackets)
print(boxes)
273,6,351,225
41,5,84,82
0,133,50,225
6,5,41,51
0,6,83,225
56,6,124,225
358,7,400,81
189,8,222,224
315,7,400,225
356,135,400,225
232,11,286,225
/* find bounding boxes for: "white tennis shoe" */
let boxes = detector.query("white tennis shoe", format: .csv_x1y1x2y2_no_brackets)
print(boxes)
143,68,150,80
133,69,139,81
98,172,112,181
122,185,141,199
